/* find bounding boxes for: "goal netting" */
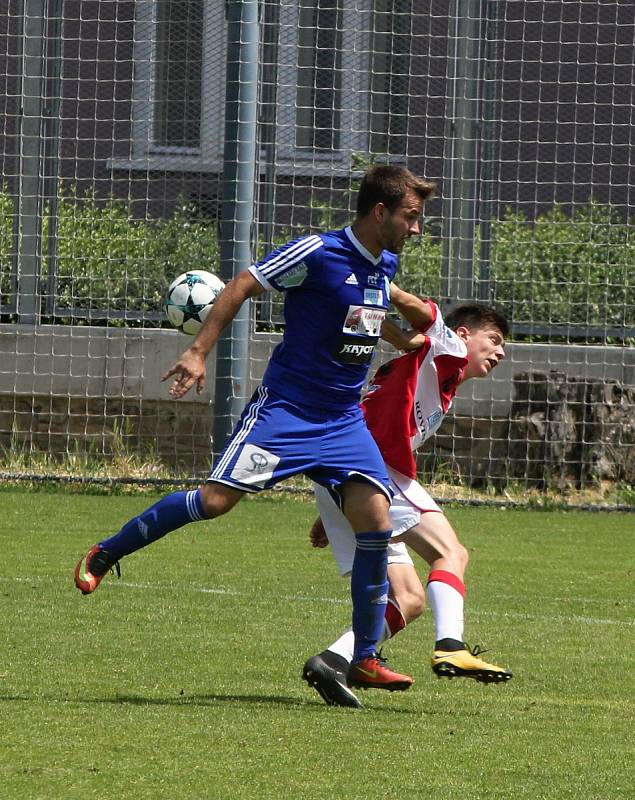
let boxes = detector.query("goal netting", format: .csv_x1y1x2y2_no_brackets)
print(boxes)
0,0,633,505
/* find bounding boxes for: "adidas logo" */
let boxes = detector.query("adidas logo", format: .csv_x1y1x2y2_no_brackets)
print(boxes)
371,593,389,605
344,274,359,285
138,519,149,539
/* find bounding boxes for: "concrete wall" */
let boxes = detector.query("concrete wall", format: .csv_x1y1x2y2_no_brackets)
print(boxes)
450,340,635,418
2,323,632,407
0,323,633,477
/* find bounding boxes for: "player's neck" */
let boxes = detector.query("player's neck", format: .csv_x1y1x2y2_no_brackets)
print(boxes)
350,220,383,258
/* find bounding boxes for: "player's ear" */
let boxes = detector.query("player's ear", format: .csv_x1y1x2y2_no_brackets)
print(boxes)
455,324,471,344
373,202,388,223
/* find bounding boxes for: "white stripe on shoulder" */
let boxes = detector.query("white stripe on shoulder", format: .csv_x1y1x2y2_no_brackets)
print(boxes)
259,235,323,278
248,265,273,290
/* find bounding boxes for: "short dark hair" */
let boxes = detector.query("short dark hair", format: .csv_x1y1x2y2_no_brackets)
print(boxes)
444,303,509,338
356,165,436,217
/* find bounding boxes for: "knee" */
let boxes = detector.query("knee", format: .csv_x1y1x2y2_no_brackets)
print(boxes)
198,483,239,518
443,540,469,577
456,542,469,572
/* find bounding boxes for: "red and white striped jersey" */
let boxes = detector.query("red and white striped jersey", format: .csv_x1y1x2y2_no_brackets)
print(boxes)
362,301,468,479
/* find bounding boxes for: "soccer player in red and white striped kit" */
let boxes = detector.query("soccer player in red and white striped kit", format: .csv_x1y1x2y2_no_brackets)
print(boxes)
303,292,513,708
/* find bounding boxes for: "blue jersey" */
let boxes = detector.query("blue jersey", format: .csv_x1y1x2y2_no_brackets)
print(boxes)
249,226,399,410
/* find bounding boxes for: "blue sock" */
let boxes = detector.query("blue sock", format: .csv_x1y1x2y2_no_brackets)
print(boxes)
350,530,391,662
99,489,207,559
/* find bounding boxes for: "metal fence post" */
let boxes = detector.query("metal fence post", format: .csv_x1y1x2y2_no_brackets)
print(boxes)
441,0,485,307
213,0,260,456
478,0,500,302
15,0,47,325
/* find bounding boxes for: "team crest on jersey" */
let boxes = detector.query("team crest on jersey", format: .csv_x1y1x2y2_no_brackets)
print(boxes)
343,305,385,336
277,262,308,288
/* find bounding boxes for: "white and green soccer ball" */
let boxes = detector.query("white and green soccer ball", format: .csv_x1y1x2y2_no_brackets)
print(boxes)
164,270,225,335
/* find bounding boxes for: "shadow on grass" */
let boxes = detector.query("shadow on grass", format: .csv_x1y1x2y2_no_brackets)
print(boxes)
0,691,423,714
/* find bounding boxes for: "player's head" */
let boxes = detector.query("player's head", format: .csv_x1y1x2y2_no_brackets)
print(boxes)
445,303,509,380
356,165,436,254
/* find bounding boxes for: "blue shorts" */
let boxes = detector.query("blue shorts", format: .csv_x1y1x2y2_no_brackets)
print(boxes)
208,386,391,500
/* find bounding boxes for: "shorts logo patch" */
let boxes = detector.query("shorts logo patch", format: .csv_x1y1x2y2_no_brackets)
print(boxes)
230,444,280,487
342,305,385,336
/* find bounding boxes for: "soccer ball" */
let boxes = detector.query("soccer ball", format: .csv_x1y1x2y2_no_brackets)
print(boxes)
164,270,225,335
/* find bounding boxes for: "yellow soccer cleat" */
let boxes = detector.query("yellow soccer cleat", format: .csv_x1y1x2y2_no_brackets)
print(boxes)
431,644,513,684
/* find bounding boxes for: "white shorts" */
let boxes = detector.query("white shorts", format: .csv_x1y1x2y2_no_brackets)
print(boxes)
314,466,442,577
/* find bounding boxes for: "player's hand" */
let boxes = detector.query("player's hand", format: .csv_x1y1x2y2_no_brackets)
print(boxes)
309,517,329,548
399,330,427,351
161,349,207,398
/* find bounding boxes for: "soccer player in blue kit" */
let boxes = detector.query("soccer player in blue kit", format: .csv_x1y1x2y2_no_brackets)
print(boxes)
74,165,436,694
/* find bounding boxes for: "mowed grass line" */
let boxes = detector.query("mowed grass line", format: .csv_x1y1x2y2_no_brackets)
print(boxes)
0,489,632,800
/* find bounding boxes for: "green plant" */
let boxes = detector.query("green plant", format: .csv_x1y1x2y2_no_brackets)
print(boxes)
488,202,635,334
0,184,15,302
1,181,633,338
45,188,219,322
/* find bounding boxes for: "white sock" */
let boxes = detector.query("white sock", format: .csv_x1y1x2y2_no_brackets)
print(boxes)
327,618,392,665
327,630,354,664
427,578,465,644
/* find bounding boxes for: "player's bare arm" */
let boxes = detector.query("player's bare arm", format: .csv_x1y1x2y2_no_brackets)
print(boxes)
390,283,434,330
162,270,264,399
380,317,427,351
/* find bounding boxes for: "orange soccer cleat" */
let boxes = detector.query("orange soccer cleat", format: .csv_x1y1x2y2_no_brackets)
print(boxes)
347,653,413,692
74,544,120,595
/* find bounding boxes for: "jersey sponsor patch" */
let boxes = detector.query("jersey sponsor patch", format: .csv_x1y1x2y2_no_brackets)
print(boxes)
363,288,383,306
276,262,308,288
342,305,385,336
230,444,280,487
335,334,378,364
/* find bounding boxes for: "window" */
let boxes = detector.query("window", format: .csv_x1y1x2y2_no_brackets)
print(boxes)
295,0,343,151
117,0,372,173
154,0,203,149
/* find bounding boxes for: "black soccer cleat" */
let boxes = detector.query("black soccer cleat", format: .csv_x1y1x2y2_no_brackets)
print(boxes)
302,653,363,709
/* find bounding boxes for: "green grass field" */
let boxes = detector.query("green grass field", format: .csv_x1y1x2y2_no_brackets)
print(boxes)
0,489,632,799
